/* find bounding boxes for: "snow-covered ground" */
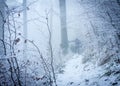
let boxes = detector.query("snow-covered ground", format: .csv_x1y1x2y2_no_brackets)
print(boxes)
57,55,120,86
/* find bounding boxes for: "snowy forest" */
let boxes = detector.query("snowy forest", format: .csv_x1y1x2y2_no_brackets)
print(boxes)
0,0,120,86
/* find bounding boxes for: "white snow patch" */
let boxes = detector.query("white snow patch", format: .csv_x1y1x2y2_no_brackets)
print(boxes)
57,54,107,86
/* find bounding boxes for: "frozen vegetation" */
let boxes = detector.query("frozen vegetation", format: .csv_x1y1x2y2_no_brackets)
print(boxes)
0,0,120,86
57,55,120,86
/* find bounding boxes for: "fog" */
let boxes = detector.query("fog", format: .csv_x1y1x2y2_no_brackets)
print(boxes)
0,0,120,86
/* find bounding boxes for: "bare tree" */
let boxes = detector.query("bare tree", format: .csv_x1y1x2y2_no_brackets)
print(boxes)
46,14,57,86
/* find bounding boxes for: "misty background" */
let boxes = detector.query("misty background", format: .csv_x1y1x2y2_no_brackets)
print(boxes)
0,0,120,86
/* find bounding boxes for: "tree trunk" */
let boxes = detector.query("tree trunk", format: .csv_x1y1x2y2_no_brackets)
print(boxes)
23,0,27,85
59,0,68,55
0,0,6,56
23,0,27,56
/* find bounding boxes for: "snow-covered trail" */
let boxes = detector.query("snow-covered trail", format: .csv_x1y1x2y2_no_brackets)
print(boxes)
56,55,119,86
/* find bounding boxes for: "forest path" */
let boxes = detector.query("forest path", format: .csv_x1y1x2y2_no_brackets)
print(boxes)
56,55,107,86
